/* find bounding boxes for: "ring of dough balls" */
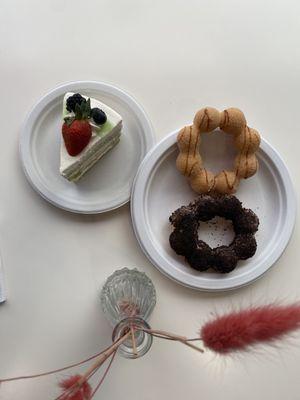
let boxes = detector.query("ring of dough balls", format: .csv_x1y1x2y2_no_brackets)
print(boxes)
176,107,261,194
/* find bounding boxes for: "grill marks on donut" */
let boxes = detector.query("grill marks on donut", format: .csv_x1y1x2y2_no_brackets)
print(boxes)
223,171,234,191
235,125,257,179
193,127,200,157
184,126,193,175
224,110,229,127
204,108,211,131
204,168,209,188
178,128,185,143
234,126,247,178
245,127,250,178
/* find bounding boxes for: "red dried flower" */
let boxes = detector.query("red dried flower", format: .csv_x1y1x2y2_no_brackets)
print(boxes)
59,374,92,400
201,303,300,354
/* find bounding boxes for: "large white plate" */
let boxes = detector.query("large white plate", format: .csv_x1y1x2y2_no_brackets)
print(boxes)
131,130,296,291
20,81,155,214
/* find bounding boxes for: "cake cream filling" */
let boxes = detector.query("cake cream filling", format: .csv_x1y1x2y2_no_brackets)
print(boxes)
62,130,121,181
60,92,122,181
66,135,121,182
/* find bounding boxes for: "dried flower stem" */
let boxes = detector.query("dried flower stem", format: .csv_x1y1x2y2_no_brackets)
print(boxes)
0,344,116,384
140,328,204,353
55,334,130,400
143,328,187,341
130,324,138,356
90,350,117,399
146,332,202,342
178,339,204,353
158,335,202,342
77,331,131,387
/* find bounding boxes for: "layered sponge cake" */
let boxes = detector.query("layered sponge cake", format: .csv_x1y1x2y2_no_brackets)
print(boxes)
60,92,122,182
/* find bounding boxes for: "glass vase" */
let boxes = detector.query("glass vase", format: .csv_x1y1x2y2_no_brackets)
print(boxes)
100,267,156,359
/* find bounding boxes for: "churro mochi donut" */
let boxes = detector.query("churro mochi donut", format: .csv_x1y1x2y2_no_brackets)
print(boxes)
176,107,261,194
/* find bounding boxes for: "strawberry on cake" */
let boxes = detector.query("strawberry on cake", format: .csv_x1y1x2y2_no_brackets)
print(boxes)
60,92,122,182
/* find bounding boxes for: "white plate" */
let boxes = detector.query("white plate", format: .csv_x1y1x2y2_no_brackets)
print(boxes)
131,130,297,291
20,81,155,214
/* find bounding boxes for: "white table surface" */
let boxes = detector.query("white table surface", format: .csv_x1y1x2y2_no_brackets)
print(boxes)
1,1,300,399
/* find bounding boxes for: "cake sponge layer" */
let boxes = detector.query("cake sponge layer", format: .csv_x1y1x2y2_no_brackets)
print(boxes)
62,130,121,182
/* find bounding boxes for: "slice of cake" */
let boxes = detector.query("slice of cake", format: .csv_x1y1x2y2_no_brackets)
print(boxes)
60,92,122,182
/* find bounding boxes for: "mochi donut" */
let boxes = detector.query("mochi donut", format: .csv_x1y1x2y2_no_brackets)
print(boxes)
176,107,261,194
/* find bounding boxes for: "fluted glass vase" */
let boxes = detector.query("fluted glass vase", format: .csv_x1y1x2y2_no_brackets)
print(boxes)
100,268,156,358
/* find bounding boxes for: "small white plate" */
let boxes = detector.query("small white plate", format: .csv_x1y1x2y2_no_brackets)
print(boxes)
131,130,296,291
20,81,155,214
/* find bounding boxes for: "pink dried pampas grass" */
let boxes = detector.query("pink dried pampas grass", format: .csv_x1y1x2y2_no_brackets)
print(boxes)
200,303,300,354
3,301,300,398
